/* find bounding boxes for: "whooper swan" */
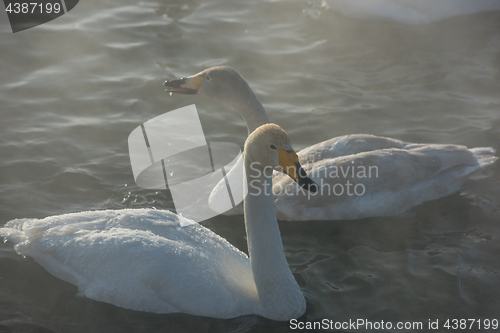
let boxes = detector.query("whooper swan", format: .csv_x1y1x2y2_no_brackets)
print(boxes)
0,123,317,321
164,66,497,221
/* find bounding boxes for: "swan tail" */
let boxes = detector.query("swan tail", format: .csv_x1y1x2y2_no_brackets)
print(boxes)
470,147,498,168
0,218,33,244
1,218,92,292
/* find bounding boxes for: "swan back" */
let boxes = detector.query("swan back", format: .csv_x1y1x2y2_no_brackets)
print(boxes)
1,209,260,318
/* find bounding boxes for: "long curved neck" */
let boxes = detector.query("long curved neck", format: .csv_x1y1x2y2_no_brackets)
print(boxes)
243,158,305,320
225,83,269,134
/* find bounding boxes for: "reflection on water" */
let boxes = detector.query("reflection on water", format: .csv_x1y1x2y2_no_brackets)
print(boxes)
0,0,500,332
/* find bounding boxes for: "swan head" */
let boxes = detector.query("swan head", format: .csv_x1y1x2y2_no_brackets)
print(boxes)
164,66,255,108
164,66,270,133
246,124,318,193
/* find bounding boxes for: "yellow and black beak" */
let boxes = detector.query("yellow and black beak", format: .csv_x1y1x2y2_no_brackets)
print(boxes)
163,75,204,95
277,149,318,193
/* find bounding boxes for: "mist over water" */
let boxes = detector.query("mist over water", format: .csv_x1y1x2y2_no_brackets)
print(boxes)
1,0,500,332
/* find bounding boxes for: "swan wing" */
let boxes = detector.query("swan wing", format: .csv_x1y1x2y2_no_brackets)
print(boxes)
298,134,407,164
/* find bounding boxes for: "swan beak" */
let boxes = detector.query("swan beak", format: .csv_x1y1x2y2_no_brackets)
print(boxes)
277,149,318,193
163,75,204,94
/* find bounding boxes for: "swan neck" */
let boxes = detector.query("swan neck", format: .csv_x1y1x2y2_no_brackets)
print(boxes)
243,159,305,320
227,84,269,134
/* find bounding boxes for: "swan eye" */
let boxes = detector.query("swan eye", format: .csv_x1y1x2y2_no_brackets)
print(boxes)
205,76,211,81
270,144,276,150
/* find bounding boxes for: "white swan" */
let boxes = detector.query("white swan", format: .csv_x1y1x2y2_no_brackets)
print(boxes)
0,124,317,321
164,66,498,220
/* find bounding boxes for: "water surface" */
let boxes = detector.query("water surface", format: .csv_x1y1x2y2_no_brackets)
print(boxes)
1,1,500,332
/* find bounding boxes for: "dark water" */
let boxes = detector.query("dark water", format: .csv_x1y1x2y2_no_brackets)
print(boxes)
1,0,500,332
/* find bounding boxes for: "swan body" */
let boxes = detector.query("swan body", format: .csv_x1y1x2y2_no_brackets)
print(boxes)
164,66,498,221
0,124,316,320
1,209,257,317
